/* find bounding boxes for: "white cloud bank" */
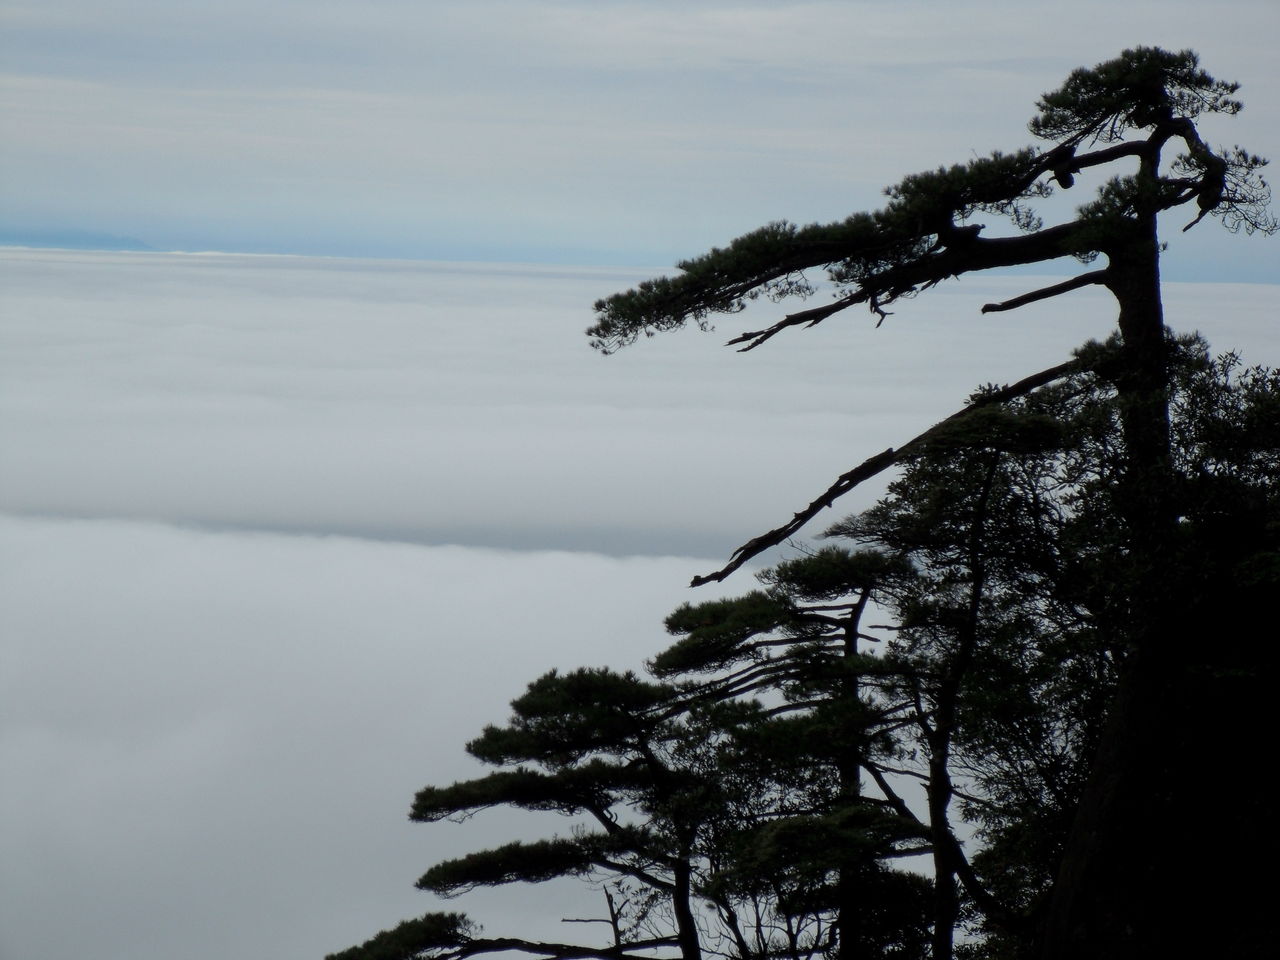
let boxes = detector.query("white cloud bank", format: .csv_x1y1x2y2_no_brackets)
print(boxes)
0,513,716,960
0,249,1275,959
5,249,1274,559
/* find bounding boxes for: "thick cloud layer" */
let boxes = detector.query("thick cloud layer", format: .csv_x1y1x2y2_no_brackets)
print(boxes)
1,250,1276,959
6,250,1273,560
0,514,716,959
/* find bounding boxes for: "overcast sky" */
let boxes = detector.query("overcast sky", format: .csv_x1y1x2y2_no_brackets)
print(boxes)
2,4,1278,960
2,0,1278,275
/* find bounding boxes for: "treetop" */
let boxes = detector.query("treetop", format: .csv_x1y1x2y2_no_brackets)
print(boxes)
1029,47,1242,144
587,47,1272,357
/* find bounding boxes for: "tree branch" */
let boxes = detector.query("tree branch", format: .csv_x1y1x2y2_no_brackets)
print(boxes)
1061,140,1150,176
981,270,1108,314
865,767,1025,935
726,295,863,351
689,358,1086,586
716,216,1096,352
453,935,682,960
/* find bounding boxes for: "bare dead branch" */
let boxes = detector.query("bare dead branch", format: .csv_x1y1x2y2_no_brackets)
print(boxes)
726,294,864,351
689,357,1085,586
981,270,1108,313
451,935,681,960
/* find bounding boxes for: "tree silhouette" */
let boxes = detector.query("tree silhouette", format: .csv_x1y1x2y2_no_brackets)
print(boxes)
330,660,931,960
589,48,1274,956
332,336,1279,959
331,49,1276,960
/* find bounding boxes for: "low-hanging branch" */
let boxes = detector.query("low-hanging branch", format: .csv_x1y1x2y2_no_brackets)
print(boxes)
689,357,1087,586
328,916,683,960
444,935,682,960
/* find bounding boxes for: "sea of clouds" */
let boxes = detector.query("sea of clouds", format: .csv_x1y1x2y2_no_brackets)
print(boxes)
1,248,1274,959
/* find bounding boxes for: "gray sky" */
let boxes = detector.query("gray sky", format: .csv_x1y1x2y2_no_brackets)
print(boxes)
2,1,1278,276
2,4,1278,959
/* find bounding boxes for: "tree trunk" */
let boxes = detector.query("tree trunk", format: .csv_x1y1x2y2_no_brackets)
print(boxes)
1037,215,1173,956
836,595,868,960
672,848,703,960
1037,218,1269,956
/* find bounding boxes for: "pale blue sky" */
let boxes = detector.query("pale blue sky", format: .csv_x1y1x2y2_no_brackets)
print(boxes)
2,1,1278,278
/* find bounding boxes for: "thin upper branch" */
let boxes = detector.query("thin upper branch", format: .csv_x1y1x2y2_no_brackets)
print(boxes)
1061,140,1151,176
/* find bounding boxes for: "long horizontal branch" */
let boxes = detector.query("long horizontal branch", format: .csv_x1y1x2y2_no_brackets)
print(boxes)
1062,139,1151,176
689,357,1085,586
723,138,1171,352
725,218,1090,351
1005,139,1148,197
450,935,682,960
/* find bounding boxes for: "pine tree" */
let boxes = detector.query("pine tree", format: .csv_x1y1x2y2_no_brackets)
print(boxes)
332,50,1277,960
331,663,919,960
656,547,933,959
588,48,1274,955
331,336,1278,960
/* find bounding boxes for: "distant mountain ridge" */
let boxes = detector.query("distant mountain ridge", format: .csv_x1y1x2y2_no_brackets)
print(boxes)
0,228,154,252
